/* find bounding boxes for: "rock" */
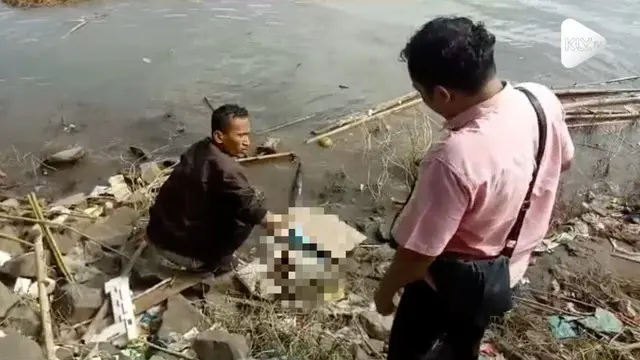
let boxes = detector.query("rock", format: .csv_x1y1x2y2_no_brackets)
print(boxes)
53,283,103,324
105,206,140,227
205,292,240,317
56,233,78,255
257,137,281,155
44,146,86,165
0,198,20,209
371,244,395,261
202,272,241,295
358,311,393,340
158,295,207,341
192,330,249,360
83,222,133,248
55,346,76,360
129,146,149,161
0,251,50,278
0,331,45,360
3,303,42,337
51,192,87,208
0,225,25,256
140,162,162,184
0,281,19,317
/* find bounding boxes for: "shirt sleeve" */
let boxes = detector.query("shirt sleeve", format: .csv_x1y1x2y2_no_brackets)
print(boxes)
392,157,471,257
220,168,268,225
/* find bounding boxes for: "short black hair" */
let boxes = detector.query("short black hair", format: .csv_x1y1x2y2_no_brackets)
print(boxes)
400,17,497,94
211,104,249,133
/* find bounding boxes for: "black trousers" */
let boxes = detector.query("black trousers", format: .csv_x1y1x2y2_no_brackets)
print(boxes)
387,255,514,360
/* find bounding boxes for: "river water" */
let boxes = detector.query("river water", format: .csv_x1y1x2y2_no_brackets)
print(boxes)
0,0,638,191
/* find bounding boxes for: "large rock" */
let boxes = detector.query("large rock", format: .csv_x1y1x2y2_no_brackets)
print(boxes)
81,206,139,248
158,295,207,341
0,251,50,279
358,311,393,341
0,225,25,256
192,330,249,360
53,283,103,324
44,146,86,165
50,192,87,208
0,331,45,360
2,303,42,337
0,281,18,317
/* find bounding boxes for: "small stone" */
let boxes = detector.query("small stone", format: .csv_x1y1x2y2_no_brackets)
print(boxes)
158,295,207,341
83,222,133,247
0,225,26,256
0,281,19,317
53,283,103,324
192,330,249,360
0,198,20,209
3,303,42,337
0,251,50,278
0,331,45,360
44,146,86,165
358,310,393,340
51,193,87,208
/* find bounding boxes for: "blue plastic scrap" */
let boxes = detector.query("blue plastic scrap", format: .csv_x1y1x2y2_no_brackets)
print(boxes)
548,308,623,340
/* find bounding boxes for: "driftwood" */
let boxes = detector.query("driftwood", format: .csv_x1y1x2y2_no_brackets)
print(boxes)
289,158,303,207
305,98,422,144
203,97,215,112
570,75,640,87
256,114,316,135
554,88,640,97
568,119,637,129
311,91,420,136
237,151,295,164
35,234,55,360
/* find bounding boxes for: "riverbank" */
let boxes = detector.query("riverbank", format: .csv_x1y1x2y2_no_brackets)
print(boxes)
0,86,639,359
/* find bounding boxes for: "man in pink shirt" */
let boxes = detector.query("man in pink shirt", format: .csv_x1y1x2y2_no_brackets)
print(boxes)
374,17,574,359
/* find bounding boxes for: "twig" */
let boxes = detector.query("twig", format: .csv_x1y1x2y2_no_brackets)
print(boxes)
570,75,640,87
256,114,316,135
28,193,74,283
237,152,295,164
62,20,88,39
514,296,587,316
528,288,597,310
0,232,33,247
203,97,215,111
145,341,195,360
34,234,55,360
305,98,422,144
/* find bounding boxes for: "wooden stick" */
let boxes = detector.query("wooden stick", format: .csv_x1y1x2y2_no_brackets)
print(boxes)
203,97,215,112
27,193,74,283
144,341,196,360
256,114,316,135
570,75,640,87
0,232,33,247
34,234,55,360
311,91,420,136
565,113,639,121
554,88,640,97
237,151,295,164
305,98,422,144
81,241,147,343
564,96,640,109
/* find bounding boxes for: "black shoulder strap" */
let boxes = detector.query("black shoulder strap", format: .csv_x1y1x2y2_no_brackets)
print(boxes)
501,87,548,258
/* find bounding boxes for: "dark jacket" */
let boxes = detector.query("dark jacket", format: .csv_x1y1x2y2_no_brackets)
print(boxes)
146,137,267,264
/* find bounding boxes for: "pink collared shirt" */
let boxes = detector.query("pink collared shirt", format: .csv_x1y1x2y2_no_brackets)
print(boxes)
392,82,574,287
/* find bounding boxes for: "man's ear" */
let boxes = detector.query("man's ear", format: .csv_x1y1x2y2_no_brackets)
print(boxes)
212,130,224,144
434,85,451,103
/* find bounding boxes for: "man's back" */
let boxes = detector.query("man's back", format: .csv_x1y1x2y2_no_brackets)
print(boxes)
147,137,266,264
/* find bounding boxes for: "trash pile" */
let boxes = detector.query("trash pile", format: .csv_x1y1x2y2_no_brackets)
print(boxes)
484,192,640,360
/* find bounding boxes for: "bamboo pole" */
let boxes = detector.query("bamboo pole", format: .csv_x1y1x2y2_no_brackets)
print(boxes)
563,96,640,109
27,193,74,283
311,91,420,136
256,114,316,135
568,119,637,128
34,234,56,360
565,113,640,121
81,240,147,343
237,151,295,164
569,75,640,87
554,88,640,97
305,98,423,144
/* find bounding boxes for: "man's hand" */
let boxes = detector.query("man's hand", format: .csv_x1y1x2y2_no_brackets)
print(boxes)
374,287,396,316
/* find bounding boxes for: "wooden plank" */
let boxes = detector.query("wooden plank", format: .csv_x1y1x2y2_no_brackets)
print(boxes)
133,275,205,315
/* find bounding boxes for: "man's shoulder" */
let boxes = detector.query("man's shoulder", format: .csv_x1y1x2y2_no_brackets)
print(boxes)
514,82,564,119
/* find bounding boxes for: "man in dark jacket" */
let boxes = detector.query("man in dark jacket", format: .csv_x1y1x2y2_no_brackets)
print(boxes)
146,104,274,274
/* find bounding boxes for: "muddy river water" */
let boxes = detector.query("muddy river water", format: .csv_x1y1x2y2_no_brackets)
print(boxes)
0,0,639,195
